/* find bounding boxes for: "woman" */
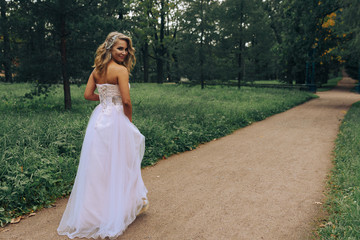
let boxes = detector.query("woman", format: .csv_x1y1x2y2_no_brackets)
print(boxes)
57,32,148,239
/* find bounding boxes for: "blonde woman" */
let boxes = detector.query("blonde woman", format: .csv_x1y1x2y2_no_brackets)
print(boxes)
57,32,148,239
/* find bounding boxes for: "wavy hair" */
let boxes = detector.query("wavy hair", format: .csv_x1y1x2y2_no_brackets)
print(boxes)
93,32,136,75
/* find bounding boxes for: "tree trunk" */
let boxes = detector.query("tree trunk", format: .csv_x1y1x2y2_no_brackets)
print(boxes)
59,8,71,110
200,0,205,89
237,48,242,88
264,2,282,45
172,51,180,82
270,21,282,45
37,18,46,84
156,57,164,84
172,26,180,82
118,0,123,20
1,0,13,82
156,0,165,84
295,70,305,84
166,12,171,82
142,41,149,83
166,51,171,82
237,1,244,89
285,57,295,84
200,39,204,89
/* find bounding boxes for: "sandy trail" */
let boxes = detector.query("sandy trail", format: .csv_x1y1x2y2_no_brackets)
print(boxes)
1,77,360,240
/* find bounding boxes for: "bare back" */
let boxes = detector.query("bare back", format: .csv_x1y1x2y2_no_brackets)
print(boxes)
84,61,132,121
93,62,127,85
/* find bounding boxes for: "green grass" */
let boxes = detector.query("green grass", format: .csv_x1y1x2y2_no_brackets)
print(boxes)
249,80,283,85
317,77,343,92
228,79,285,85
316,101,360,239
0,82,315,226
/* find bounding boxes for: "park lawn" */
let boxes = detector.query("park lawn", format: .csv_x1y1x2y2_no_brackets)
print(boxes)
317,77,343,92
228,79,285,85
250,77,343,90
316,101,360,239
0,82,315,226
250,80,284,85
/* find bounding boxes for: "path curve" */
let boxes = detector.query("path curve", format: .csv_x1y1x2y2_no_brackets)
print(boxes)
1,77,360,240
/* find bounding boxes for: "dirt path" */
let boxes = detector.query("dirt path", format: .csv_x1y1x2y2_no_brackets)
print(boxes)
1,77,360,240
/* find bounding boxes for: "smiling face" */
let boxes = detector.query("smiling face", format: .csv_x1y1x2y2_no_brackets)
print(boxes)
111,39,128,64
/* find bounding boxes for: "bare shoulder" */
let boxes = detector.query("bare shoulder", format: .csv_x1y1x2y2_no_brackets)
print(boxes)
115,67,130,86
108,63,128,75
92,69,100,81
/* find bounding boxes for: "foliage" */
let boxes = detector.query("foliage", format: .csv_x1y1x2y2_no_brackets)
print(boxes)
332,0,360,80
3,0,360,109
0,82,315,226
317,101,360,239
270,0,343,84
220,0,277,83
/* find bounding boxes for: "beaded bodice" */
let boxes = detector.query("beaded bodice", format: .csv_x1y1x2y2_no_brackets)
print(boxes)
96,84,123,112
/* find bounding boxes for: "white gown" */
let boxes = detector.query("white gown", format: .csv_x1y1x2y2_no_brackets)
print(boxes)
57,84,148,239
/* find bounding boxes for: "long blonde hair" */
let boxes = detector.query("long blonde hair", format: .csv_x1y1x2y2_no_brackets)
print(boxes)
93,32,136,75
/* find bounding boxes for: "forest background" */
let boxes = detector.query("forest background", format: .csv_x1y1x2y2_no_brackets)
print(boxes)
1,0,360,110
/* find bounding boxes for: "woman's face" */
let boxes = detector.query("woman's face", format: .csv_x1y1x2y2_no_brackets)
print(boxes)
111,39,128,63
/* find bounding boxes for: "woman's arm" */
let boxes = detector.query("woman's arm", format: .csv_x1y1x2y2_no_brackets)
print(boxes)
116,66,132,122
84,70,100,101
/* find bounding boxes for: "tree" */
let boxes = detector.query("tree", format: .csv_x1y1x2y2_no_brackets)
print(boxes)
130,0,182,84
334,0,360,80
0,0,13,82
224,0,247,88
267,0,341,84
5,0,353,94
10,0,123,109
247,1,277,81
175,0,219,86
220,0,276,86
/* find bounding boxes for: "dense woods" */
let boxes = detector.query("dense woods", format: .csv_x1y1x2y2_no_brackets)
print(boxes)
0,0,359,108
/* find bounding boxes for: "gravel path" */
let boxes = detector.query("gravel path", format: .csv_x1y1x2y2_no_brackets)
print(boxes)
1,77,360,240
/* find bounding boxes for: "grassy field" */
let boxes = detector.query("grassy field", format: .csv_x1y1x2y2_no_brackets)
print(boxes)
316,101,360,239
249,80,283,85
227,79,285,85
0,82,315,226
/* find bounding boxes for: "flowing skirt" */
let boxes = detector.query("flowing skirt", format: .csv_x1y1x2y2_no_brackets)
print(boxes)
57,103,147,239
